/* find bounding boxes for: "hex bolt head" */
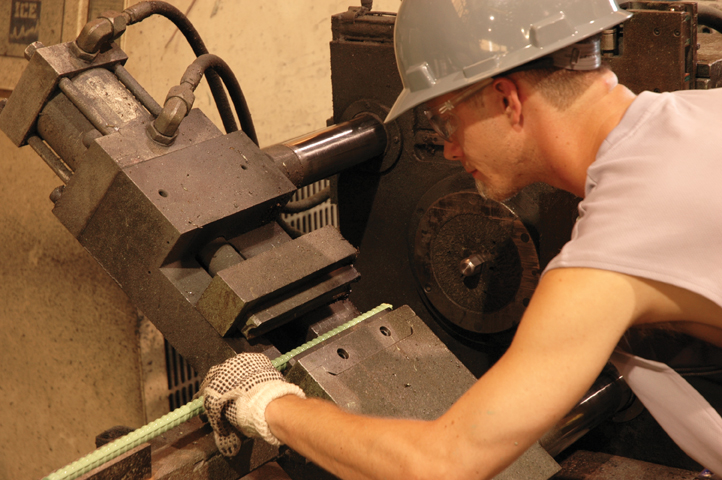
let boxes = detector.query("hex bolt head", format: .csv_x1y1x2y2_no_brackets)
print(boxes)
459,253,487,277
146,122,177,146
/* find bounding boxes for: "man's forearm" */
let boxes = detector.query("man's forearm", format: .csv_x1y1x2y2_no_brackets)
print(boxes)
265,394,462,480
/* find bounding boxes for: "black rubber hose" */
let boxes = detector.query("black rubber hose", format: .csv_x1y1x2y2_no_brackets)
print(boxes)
123,1,239,134
667,1,722,33
181,54,258,145
277,217,304,239
282,187,331,214
698,4,722,33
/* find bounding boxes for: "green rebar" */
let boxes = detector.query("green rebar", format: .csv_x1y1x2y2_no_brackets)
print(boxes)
42,303,392,480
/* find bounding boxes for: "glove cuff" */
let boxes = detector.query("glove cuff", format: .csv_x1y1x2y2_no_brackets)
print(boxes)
234,379,306,446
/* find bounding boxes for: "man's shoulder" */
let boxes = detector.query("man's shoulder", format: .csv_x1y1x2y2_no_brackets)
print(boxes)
598,88,721,164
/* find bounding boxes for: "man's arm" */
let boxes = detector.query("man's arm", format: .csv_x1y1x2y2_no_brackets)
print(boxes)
265,267,644,480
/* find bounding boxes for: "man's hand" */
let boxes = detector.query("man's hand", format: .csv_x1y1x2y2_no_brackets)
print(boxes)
199,353,306,456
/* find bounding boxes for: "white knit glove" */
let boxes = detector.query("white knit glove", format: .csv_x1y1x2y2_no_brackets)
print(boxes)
199,353,306,456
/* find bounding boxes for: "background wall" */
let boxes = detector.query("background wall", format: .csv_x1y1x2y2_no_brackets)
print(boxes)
0,1,400,479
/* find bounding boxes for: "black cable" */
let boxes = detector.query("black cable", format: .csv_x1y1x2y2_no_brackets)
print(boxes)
180,54,258,145
276,217,304,239
698,4,722,34
282,187,331,214
676,366,722,377
666,1,722,33
123,1,239,134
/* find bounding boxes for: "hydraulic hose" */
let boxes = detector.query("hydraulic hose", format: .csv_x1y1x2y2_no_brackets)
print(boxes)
123,1,241,135
180,54,258,145
668,1,722,34
282,186,332,214
277,216,304,239
698,4,722,33
41,304,393,480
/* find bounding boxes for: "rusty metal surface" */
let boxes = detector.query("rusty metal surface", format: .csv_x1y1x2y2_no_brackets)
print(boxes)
69,68,148,131
51,108,223,238
241,265,360,339
240,462,293,480
48,106,300,373
78,444,151,480
287,305,477,417
0,41,128,146
494,443,561,480
149,417,278,480
413,189,539,335
697,31,722,89
552,451,699,480
0,33,384,378
287,305,561,480
123,130,295,249
197,226,358,337
37,92,98,171
607,2,697,94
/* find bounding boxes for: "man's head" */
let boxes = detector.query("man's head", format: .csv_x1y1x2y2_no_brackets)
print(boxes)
386,0,631,123
424,64,613,200
385,0,632,200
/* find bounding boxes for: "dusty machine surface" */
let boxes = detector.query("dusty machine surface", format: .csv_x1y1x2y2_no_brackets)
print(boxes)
1,1,721,479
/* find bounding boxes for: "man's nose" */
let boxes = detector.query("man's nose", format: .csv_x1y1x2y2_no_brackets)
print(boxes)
444,140,463,161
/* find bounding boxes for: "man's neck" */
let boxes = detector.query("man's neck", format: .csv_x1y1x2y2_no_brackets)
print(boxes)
537,72,637,197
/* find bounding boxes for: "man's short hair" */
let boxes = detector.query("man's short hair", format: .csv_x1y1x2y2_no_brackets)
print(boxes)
511,67,608,111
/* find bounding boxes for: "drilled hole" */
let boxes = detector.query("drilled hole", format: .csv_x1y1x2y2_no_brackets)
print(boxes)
159,189,169,197
379,326,391,337
337,348,349,359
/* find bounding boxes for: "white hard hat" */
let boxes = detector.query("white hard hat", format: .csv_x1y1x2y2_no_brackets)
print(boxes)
386,0,632,122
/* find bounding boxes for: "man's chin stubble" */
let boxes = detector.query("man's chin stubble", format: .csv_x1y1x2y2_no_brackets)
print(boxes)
475,178,517,203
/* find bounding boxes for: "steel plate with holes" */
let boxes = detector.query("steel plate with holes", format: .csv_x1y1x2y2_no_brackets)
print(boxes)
286,305,560,480
287,305,477,417
413,192,539,335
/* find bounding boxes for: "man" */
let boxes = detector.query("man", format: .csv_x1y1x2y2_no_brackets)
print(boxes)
200,0,722,478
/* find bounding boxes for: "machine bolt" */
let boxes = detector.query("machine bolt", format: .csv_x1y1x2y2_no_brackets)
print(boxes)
459,253,487,277
24,41,44,61
50,185,65,204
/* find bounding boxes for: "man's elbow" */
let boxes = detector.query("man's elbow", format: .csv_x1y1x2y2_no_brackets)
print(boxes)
403,453,499,480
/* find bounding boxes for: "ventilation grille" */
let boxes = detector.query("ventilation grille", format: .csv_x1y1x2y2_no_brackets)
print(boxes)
282,179,338,231
165,340,201,410
163,180,337,410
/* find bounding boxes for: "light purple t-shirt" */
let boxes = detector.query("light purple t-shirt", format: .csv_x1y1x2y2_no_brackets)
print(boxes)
544,89,722,309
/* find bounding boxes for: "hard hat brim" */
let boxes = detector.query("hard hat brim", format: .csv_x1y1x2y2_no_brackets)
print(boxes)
385,9,632,124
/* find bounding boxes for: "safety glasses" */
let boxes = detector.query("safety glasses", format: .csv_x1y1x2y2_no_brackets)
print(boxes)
424,78,494,142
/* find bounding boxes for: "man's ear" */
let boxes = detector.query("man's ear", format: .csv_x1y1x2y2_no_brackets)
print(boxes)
493,78,523,127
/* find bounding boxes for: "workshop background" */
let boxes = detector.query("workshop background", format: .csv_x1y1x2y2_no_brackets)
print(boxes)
0,1,400,479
